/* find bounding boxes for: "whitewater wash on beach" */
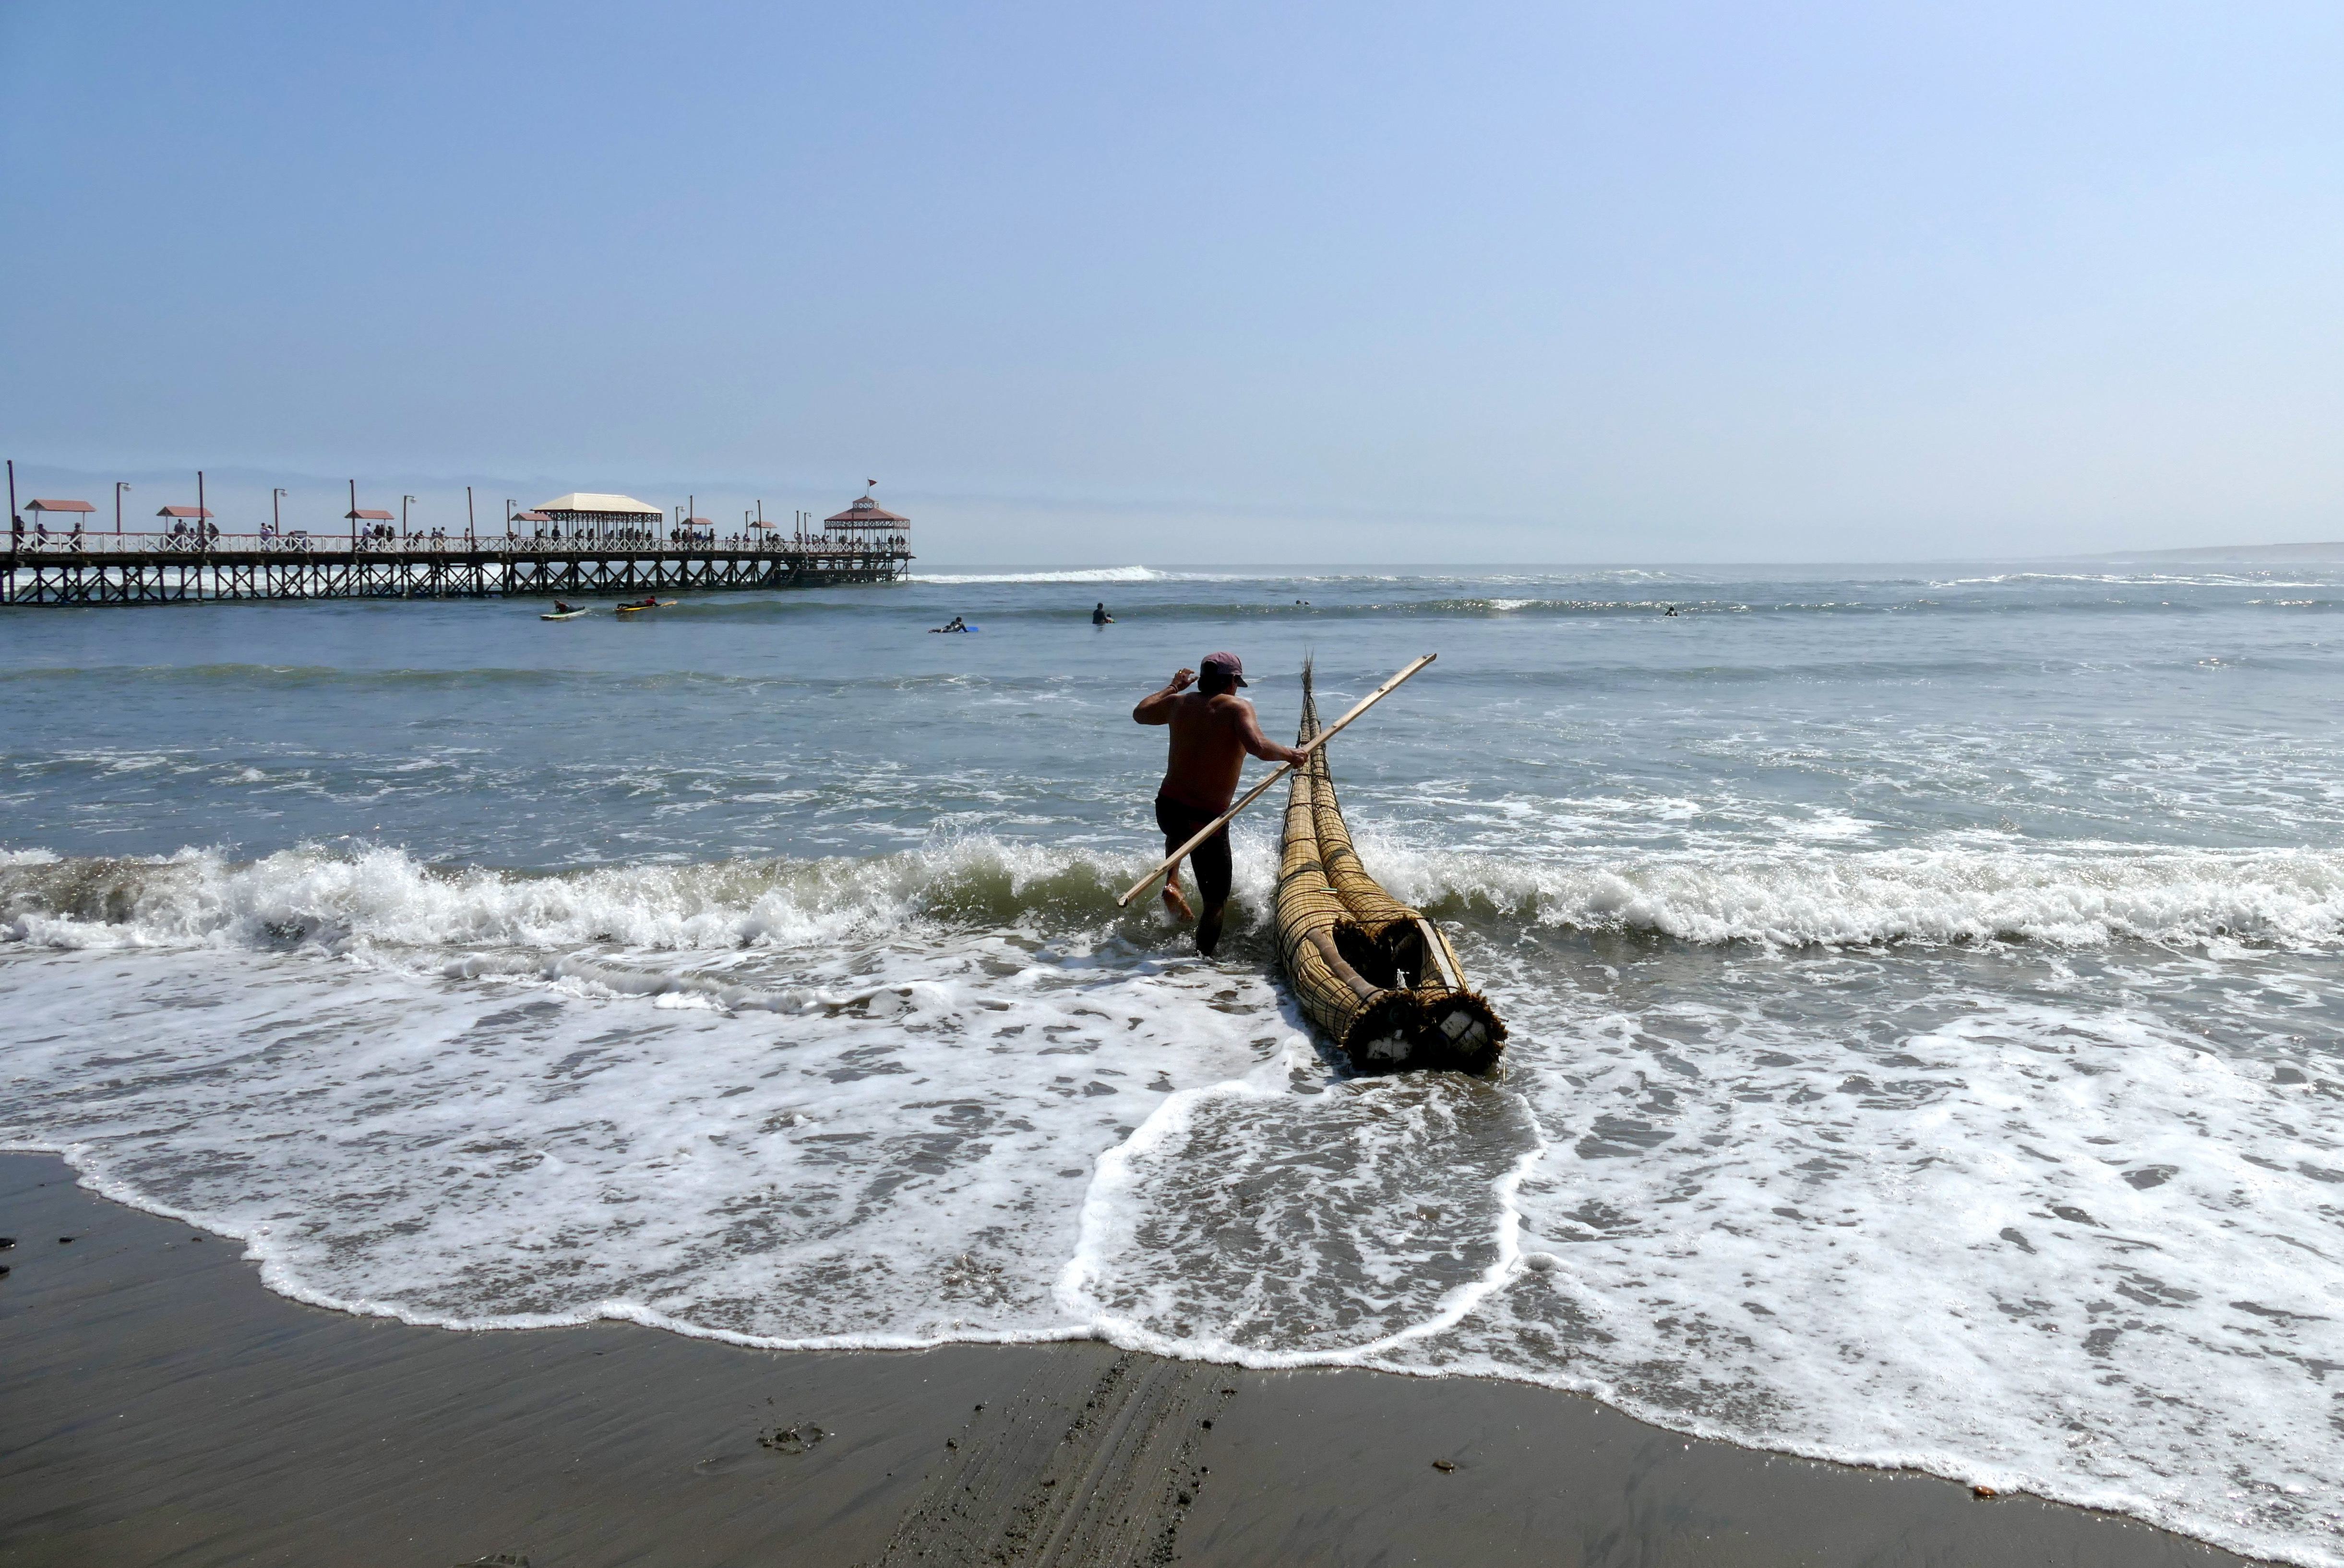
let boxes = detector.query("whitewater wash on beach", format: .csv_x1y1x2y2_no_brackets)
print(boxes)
4,565,2342,1566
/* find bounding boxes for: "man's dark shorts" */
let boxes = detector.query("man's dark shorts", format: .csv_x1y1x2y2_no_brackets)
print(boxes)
1154,794,1232,908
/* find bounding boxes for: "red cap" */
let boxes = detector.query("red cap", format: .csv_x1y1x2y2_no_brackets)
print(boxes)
1200,652,1248,687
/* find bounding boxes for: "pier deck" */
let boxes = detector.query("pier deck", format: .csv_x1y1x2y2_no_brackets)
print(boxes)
0,537,911,606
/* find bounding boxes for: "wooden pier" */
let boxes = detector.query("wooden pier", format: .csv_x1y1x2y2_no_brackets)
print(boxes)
0,537,912,607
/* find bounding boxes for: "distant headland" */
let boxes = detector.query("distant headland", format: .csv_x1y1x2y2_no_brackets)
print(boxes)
2081,540,2344,563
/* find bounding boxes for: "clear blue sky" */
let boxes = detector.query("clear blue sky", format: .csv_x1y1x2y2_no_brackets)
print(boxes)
4,1,2339,562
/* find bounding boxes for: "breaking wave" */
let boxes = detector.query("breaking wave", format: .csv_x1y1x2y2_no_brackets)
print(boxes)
8,839,2344,957
911,565,1178,585
1377,841,2344,949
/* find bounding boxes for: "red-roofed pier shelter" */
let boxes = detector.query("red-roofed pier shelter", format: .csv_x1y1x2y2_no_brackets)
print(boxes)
820,484,913,559
24,499,95,544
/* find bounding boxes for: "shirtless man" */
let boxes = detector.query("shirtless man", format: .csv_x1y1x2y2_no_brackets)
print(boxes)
1132,652,1307,957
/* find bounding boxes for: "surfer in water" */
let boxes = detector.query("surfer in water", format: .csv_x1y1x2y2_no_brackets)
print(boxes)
1093,602,1113,626
1132,652,1307,957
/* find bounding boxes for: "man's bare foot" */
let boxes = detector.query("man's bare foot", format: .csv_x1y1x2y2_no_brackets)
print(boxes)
1196,903,1225,958
1161,881,1195,922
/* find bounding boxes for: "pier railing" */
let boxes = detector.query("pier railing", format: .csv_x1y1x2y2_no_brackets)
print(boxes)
1,534,913,606
8,530,906,558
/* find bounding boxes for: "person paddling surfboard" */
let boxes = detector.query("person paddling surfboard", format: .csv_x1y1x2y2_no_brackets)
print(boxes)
1131,652,1306,957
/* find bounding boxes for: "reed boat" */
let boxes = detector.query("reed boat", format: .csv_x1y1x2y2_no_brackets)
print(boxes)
1275,664,1506,1074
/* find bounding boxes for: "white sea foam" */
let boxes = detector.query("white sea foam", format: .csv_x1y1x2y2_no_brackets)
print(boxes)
0,840,1128,957
1367,840,2344,949
1931,571,2336,590
9,839,2344,960
1371,975,2344,1566
911,565,1176,585
0,926,1287,1349
8,901,2340,1564
5,835,2344,1565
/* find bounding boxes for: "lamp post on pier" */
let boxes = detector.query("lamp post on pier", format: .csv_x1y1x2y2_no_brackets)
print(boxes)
273,488,287,537
115,482,130,536
402,495,417,542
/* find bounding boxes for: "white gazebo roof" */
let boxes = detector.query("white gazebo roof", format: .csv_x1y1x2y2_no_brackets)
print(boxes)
535,492,662,515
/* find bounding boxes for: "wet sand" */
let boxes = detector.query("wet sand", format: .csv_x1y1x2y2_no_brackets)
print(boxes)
0,1152,2260,1567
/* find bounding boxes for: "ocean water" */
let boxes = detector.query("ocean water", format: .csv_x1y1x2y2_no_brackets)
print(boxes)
3,563,2342,1563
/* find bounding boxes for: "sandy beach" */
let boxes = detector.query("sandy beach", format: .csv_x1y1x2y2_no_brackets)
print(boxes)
0,1152,2259,1567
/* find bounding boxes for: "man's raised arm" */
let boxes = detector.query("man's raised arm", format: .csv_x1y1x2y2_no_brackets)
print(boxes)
1232,699,1309,765
1132,668,1196,725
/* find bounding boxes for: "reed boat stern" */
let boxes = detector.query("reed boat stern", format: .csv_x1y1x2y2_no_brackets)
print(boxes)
1275,664,1507,1075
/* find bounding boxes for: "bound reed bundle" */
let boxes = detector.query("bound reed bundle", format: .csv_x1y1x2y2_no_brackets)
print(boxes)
1275,662,1506,1074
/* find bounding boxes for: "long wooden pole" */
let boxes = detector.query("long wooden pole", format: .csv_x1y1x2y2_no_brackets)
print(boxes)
1116,653,1436,908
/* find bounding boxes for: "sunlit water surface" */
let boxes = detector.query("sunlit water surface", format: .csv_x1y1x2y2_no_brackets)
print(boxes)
4,563,2341,1563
